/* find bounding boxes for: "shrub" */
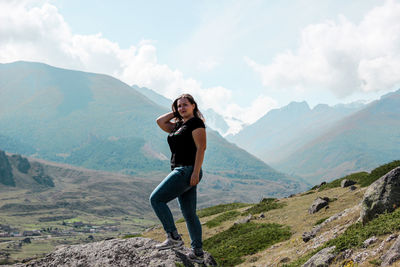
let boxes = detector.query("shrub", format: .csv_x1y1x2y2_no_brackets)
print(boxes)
204,222,291,266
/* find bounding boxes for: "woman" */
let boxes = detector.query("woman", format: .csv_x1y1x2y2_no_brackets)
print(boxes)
150,93,207,262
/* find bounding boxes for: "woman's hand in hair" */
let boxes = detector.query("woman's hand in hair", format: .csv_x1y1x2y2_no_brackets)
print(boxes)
156,112,176,133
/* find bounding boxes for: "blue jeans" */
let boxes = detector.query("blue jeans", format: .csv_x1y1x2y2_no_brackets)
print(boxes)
149,166,203,249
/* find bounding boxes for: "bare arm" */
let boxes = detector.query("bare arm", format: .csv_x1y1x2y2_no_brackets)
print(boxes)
156,112,176,133
190,127,207,186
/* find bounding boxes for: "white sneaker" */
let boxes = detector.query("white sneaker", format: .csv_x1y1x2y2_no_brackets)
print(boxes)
155,235,184,250
187,248,204,264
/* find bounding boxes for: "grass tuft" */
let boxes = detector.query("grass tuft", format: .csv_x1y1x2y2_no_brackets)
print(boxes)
318,160,400,191
326,208,400,252
204,222,291,266
205,210,241,228
314,217,329,226
196,203,250,218
242,198,285,215
122,233,141,239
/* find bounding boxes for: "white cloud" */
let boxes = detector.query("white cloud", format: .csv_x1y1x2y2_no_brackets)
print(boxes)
0,0,275,134
247,0,400,98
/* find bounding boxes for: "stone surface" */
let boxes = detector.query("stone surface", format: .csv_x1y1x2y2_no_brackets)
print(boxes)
309,197,329,214
360,167,400,224
12,237,217,267
363,236,378,248
302,246,336,267
341,179,356,188
381,235,400,266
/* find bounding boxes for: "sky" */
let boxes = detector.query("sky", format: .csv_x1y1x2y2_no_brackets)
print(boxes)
1,0,400,134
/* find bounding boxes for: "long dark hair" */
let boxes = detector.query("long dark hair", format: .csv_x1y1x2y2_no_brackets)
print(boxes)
172,94,205,123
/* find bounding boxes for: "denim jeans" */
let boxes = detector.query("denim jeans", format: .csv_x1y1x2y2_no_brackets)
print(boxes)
149,166,203,249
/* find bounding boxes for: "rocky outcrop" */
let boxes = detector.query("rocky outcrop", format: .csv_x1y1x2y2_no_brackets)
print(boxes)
360,167,400,224
14,237,217,267
0,150,15,186
309,197,329,214
30,163,55,187
341,179,356,188
302,246,336,267
381,235,400,266
10,154,31,173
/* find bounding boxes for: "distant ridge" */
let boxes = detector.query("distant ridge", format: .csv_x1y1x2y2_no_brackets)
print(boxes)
228,100,364,164
275,89,400,183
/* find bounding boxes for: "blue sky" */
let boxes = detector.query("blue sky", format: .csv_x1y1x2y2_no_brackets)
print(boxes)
1,0,400,133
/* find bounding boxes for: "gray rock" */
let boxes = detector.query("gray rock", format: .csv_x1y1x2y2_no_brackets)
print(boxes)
360,167,400,224
13,237,217,267
234,214,252,225
341,179,356,188
349,185,357,191
309,197,329,214
302,246,336,267
381,235,400,266
386,234,398,242
302,231,316,243
363,236,378,248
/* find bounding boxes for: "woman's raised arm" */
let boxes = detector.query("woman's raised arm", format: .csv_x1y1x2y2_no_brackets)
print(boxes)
156,112,176,133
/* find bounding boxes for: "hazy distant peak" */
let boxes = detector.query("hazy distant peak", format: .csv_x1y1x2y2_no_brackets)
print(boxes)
281,101,311,113
380,88,400,100
313,104,330,112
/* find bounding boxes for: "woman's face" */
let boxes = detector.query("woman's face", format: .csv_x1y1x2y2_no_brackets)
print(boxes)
177,97,195,118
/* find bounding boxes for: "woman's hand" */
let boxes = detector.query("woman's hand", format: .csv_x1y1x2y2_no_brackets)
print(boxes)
190,172,200,186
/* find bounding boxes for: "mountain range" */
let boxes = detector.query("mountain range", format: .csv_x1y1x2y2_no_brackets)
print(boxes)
0,61,306,197
229,90,400,184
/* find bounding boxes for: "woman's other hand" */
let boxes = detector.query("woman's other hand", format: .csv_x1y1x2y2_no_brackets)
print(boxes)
190,172,200,186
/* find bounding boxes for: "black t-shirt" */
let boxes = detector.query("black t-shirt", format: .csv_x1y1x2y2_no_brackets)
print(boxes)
167,117,205,169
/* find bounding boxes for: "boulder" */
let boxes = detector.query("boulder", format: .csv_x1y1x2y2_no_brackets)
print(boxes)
360,167,400,224
309,197,329,214
302,231,316,243
341,179,356,188
349,185,357,191
302,246,336,267
381,235,400,266
13,237,217,267
234,214,252,225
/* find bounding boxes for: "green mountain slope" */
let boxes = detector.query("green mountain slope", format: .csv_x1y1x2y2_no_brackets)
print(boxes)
0,61,305,196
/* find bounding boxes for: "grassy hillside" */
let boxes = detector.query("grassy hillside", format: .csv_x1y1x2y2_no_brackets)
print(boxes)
143,160,400,266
